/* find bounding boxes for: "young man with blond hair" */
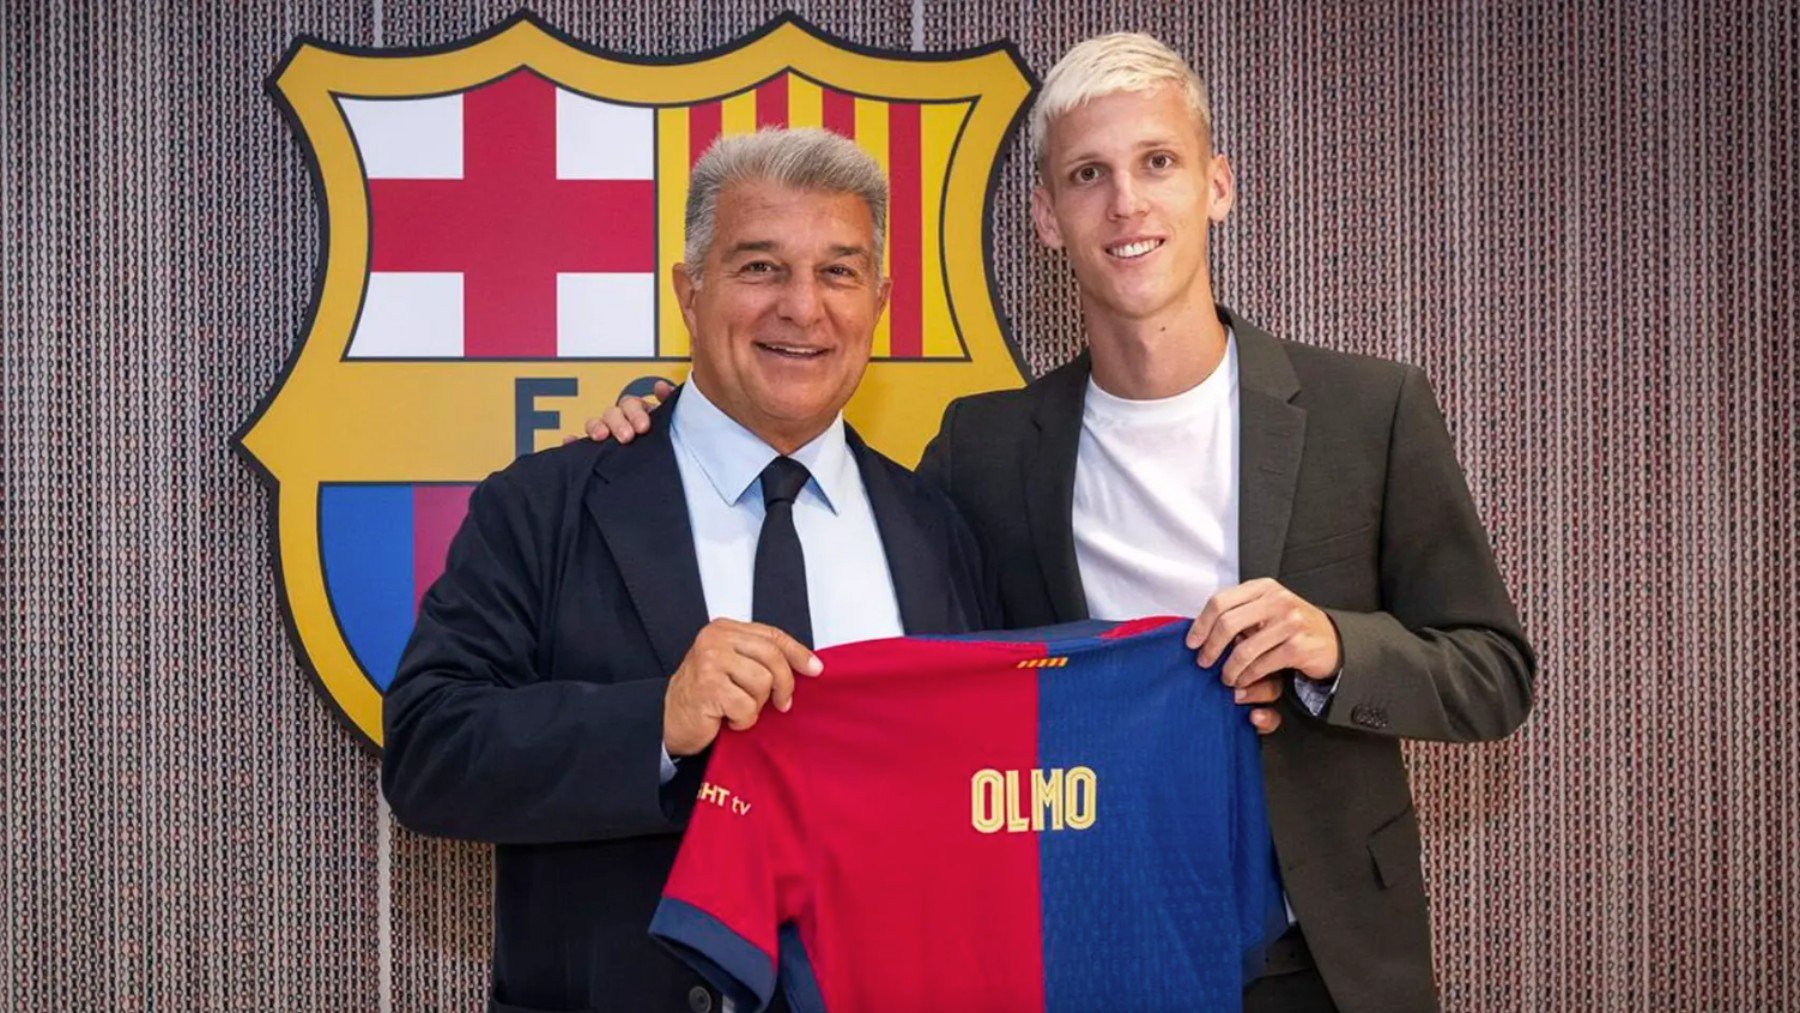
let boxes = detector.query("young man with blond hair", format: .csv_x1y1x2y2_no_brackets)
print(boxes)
923,34,1535,1012
596,33,1533,1013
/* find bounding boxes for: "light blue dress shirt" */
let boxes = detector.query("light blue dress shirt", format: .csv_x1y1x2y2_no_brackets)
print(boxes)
658,378,904,781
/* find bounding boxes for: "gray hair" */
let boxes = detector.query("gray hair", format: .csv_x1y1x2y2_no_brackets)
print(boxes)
683,127,889,277
1030,33,1213,176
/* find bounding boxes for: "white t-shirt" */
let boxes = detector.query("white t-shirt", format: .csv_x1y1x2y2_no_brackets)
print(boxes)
1073,335,1239,621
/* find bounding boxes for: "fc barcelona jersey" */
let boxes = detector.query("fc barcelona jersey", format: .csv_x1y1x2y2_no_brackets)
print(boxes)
649,617,1287,1012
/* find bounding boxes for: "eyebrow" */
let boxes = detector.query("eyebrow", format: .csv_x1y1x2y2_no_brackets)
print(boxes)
724,240,873,262
724,240,778,257
1058,137,1181,168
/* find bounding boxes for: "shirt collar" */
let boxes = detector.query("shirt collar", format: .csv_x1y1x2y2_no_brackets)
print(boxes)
1083,327,1239,416
670,376,853,515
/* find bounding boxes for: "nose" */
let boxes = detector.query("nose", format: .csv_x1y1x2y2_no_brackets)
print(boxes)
777,273,824,326
1107,173,1148,221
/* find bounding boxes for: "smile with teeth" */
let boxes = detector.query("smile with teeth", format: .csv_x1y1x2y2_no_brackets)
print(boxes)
756,341,828,359
1106,238,1164,259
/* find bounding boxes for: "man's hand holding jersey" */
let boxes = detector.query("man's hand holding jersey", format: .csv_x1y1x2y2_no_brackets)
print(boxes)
664,618,822,757
1188,578,1342,723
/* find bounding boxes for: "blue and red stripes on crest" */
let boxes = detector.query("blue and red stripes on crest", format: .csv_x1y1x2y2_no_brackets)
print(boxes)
318,484,473,689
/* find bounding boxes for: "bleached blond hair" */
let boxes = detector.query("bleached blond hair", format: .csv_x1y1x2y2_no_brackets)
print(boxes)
1029,33,1213,175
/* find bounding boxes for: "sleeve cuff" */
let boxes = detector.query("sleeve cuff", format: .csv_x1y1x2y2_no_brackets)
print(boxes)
1293,609,1347,717
659,745,678,786
1293,671,1338,716
649,898,776,1013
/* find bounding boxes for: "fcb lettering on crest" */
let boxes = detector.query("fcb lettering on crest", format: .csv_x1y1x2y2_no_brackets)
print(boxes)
234,13,1032,745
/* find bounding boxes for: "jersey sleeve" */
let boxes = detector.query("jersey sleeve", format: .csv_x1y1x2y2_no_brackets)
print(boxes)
650,723,806,1013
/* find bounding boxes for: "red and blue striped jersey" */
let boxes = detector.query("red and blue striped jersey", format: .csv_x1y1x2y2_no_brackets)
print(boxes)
650,617,1287,1012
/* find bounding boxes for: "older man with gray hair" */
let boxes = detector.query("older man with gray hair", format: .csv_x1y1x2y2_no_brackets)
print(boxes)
381,127,991,1013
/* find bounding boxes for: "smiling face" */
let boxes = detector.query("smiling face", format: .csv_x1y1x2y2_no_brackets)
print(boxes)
1031,84,1233,328
674,180,891,453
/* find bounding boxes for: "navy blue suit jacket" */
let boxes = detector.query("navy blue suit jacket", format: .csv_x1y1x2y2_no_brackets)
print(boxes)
382,388,992,1013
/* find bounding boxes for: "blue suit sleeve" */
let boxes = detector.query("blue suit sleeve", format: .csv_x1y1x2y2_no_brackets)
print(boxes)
381,464,686,844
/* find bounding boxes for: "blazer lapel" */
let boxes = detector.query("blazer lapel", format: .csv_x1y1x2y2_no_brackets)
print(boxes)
583,387,711,675
1026,355,1092,622
1230,313,1307,580
850,431,957,634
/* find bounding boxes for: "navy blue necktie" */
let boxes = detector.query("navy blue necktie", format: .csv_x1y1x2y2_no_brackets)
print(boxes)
752,456,813,648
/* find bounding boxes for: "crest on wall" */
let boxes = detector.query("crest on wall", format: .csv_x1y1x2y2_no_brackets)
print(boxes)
234,12,1032,746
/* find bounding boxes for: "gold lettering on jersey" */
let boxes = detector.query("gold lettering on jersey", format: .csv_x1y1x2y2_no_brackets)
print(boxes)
1063,766,1096,830
698,781,753,816
1031,767,1063,831
1004,770,1030,832
971,769,1004,833
970,766,1096,833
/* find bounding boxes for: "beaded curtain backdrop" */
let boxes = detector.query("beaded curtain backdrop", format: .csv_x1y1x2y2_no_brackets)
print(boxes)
2,2,1794,1010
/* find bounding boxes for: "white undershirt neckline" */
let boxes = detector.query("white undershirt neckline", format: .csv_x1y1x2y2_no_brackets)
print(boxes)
1072,332,1241,623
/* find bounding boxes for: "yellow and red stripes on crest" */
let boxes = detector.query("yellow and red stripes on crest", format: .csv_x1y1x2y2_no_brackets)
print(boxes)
655,73,965,361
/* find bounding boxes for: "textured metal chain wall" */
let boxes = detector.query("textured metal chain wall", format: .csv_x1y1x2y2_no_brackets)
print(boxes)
2,1,1793,1010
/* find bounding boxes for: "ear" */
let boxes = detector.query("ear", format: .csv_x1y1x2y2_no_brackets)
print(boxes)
673,262,700,336
874,272,893,324
1206,153,1235,224
1030,184,1065,250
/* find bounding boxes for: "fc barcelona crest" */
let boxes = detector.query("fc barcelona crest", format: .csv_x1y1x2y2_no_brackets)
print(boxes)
234,13,1032,746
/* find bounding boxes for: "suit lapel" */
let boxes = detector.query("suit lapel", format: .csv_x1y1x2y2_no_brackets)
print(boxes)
583,387,711,674
1026,355,1092,623
850,431,956,634
1230,315,1307,580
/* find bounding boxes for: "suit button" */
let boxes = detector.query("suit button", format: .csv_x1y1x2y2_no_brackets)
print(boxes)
688,985,713,1013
